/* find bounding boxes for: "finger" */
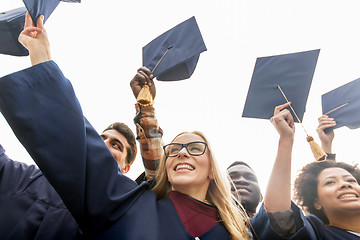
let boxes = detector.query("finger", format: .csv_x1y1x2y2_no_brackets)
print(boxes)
135,72,148,85
149,78,155,86
318,115,333,122
24,12,35,28
273,102,291,115
318,117,336,128
138,66,152,75
138,70,151,84
138,67,154,82
20,27,43,37
319,118,336,125
37,15,45,30
284,111,294,128
287,117,295,129
317,121,336,131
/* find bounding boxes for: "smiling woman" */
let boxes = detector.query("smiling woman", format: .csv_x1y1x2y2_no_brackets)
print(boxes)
153,131,250,240
251,103,360,240
294,161,360,226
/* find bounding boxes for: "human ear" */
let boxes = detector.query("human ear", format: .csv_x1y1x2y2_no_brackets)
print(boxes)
121,164,131,174
314,199,322,210
208,170,214,180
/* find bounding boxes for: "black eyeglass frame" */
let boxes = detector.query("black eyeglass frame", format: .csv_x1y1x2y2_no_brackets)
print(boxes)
163,141,208,157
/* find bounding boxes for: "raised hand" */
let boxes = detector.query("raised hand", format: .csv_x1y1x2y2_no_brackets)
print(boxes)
130,67,156,100
270,102,295,139
18,12,51,66
316,115,335,153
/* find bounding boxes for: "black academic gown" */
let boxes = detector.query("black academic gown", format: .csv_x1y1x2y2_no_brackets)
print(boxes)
0,144,81,239
0,61,231,240
251,202,360,240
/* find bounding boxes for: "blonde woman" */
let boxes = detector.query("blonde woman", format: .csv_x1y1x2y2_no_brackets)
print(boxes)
0,14,250,240
153,131,250,239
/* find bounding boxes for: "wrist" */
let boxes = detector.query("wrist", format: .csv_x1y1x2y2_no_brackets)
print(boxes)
279,135,294,147
29,49,51,66
320,142,332,153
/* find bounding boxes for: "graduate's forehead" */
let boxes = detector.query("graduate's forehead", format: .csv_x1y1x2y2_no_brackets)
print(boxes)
318,167,353,181
172,133,204,143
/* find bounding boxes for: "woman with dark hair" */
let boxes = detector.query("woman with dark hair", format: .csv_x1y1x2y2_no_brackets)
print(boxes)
294,160,360,226
251,103,360,240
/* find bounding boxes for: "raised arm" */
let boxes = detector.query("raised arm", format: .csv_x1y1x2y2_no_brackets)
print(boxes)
264,102,295,212
316,115,336,159
131,67,163,182
0,15,142,237
18,12,51,66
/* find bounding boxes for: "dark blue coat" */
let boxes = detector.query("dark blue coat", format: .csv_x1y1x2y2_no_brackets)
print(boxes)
0,144,80,239
251,202,360,240
0,61,231,240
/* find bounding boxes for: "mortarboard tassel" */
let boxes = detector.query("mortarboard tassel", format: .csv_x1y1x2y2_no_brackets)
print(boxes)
137,49,170,106
277,85,327,161
306,136,327,161
136,85,153,106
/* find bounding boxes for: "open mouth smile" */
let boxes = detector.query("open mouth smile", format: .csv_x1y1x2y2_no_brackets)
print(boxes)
174,163,194,171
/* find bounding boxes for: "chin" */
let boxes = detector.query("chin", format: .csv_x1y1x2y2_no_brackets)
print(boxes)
171,179,194,188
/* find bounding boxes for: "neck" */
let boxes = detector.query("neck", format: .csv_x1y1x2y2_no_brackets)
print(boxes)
172,184,209,203
329,213,360,233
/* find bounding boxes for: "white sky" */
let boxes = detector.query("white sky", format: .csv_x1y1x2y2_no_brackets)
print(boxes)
1,0,360,197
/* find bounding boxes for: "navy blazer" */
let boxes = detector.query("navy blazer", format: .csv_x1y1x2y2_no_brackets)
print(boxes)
0,61,231,240
0,144,80,239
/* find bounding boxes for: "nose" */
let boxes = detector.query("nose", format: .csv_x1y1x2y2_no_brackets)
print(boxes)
177,146,189,157
340,181,352,190
234,177,249,186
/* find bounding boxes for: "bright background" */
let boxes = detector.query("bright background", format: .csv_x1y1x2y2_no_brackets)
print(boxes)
1,0,360,199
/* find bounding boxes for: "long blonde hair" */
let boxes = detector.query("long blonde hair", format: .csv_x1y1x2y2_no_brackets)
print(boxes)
152,131,250,240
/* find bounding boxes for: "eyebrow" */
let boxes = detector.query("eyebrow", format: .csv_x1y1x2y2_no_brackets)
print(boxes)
322,174,354,181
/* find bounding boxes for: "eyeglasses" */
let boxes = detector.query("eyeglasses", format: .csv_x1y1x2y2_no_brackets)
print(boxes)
163,141,208,157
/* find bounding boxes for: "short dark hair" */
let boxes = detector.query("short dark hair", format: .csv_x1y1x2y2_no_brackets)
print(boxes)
102,122,137,165
293,161,360,224
227,161,254,172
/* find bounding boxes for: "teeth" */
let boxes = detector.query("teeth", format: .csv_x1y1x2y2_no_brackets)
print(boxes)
340,194,357,199
175,164,194,171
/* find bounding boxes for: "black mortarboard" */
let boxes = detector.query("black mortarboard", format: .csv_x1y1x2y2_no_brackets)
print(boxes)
142,16,207,81
0,1,80,57
242,49,320,123
22,0,60,25
322,78,360,132
23,0,80,26
0,7,29,56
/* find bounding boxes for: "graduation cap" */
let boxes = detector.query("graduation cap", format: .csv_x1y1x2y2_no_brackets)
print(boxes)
322,78,360,132
24,0,81,26
23,0,80,26
22,0,59,26
137,16,207,106
0,7,29,56
242,49,327,161
1,1,80,57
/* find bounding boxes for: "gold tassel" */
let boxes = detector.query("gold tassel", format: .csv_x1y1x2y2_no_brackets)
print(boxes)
306,136,327,161
136,85,153,106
